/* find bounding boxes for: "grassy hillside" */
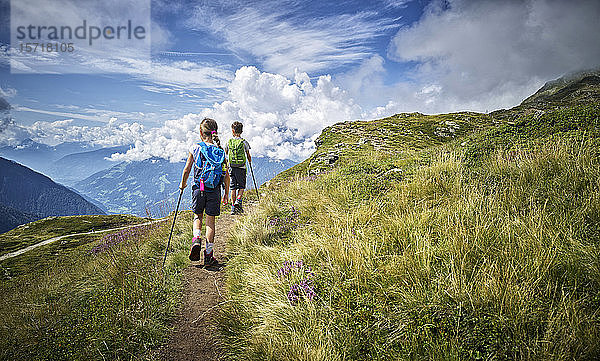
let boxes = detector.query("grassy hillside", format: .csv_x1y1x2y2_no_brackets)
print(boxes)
0,212,195,360
0,214,148,256
219,75,600,360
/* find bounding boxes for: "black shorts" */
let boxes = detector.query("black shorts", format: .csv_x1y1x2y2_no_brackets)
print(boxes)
192,186,221,216
230,167,247,190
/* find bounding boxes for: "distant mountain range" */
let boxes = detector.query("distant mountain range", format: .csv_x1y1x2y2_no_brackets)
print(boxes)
73,156,296,216
75,157,188,216
45,145,132,186
0,138,102,175
1,135,297,217
0,157,105,233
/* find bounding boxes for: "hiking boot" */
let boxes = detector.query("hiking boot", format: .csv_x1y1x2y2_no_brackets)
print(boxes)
189,236,202,261
204,250,217,267
235,199,244,214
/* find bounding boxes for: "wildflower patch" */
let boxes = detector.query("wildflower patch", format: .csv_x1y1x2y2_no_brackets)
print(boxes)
267,206,300,232
90,223,161,254
263,206,303,245
277,260,316,305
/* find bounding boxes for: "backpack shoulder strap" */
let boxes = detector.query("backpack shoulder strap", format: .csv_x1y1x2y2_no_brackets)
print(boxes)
193,142,206,168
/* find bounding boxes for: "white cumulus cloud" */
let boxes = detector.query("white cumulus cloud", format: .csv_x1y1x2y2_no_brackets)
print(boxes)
15,118,146,148
383,0,600,113
110,66,362,162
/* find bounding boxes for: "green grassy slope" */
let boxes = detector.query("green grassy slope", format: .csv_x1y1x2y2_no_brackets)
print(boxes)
0,212,195,360
0,214,149,256
220,74,600,360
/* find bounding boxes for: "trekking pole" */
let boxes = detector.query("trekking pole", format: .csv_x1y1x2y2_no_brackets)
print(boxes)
249,160,260,201
163,187,184,267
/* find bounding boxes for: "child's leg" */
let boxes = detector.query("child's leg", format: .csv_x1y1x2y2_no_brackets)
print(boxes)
205,215,216,254
237,168,247,201
193,213,203,238
189,212,204,261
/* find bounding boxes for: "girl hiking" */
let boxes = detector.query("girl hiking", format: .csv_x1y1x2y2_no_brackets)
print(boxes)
179,118,230,266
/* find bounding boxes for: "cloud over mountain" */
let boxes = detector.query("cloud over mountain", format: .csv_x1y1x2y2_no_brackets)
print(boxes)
385,0,600,112
110,66,361,162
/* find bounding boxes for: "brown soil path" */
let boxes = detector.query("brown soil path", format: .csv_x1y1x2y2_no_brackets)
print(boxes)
154,212,237,361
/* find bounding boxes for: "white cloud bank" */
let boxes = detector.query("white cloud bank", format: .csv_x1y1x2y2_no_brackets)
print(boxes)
109,66,361,162
0,115,145,147
378,0,600,113
30,118,145,146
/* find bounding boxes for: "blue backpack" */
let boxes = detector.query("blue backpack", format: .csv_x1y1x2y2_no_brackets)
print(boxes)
193,142,226,190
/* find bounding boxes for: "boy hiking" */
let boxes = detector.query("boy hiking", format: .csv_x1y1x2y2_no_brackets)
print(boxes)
224,121,251,215
179,118,230,266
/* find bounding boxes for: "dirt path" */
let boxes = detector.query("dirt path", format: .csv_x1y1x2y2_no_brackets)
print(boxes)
155,212,237,361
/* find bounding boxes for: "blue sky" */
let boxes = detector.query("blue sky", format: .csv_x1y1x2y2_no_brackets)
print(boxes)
1,0,421,123
1,0,599,161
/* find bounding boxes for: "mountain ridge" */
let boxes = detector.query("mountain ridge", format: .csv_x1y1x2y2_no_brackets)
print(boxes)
0,138,102,174
0,157,105,232
272,69,600,182
0,203,38,234
45,145,132,186
74,156,296,215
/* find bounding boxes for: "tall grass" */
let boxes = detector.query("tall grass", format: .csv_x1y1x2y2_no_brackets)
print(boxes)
219,137,600,360
0,211,194,360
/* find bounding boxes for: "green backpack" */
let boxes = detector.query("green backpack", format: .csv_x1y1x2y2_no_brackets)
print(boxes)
228,138,247,167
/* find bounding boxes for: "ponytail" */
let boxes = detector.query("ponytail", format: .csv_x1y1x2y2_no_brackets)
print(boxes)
199,118,222,149
212,131,222,149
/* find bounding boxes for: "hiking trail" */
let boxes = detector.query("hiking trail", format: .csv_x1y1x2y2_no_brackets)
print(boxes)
155,211,237,361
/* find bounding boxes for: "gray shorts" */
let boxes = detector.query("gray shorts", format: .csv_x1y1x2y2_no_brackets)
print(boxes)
192,186,221,216
229,167,247,190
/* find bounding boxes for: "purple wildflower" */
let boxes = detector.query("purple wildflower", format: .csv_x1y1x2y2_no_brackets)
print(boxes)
90,222,162,254
277,259,317,305
267,206,301,234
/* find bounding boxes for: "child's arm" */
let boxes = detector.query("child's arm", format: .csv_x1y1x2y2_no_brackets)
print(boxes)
244,140,252,164
179,153,194,189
